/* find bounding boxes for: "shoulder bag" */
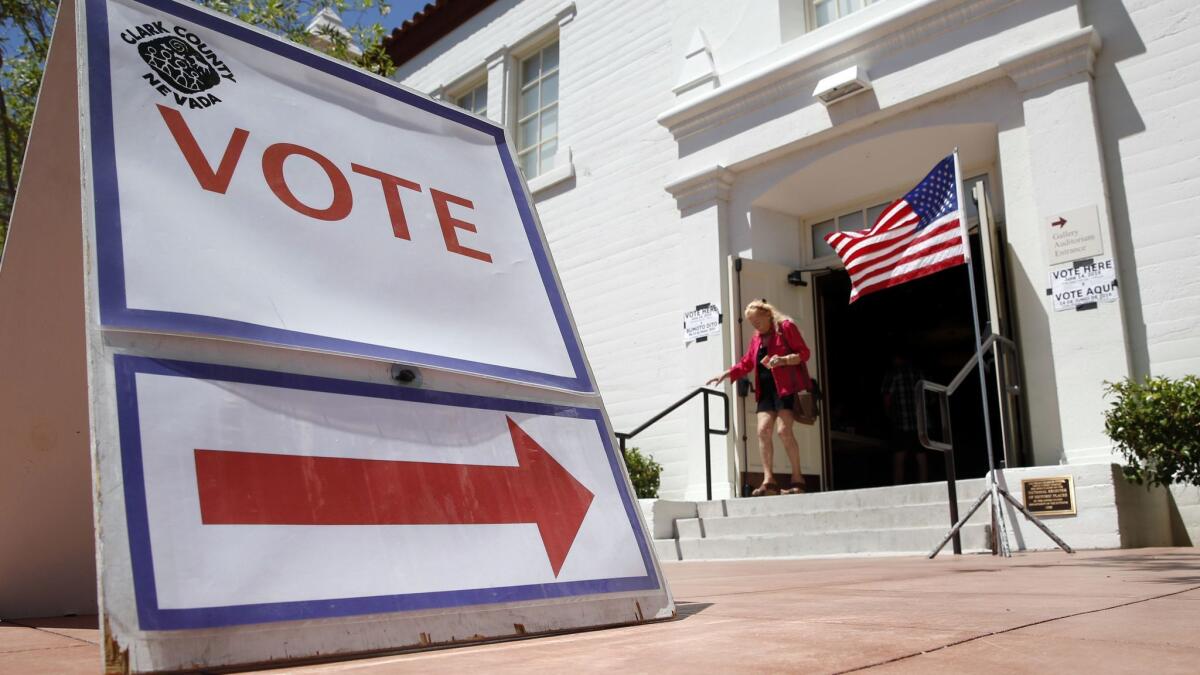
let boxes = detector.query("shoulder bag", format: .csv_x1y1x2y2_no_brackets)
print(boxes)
781,321,818,425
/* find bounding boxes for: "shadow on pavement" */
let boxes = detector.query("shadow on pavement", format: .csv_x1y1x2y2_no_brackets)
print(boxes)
675,601,714,619
999,550,1200,584
4,615,99,631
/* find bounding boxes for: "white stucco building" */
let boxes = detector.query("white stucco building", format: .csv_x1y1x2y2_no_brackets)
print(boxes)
384,0,1199,542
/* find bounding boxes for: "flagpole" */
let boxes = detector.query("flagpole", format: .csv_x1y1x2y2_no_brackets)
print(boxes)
928,151,1072,559
954,148,1009,556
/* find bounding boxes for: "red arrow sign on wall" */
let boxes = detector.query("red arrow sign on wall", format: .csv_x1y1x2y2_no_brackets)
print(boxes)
194,416,594,576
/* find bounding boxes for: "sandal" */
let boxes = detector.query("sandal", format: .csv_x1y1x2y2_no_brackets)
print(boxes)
751,482,780,497
782,479,807,495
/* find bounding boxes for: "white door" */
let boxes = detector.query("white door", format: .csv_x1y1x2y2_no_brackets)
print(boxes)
973,183,1024,468
728,257,823,492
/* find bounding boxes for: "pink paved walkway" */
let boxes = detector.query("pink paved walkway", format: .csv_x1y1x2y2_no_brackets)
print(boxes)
3,548,1198,673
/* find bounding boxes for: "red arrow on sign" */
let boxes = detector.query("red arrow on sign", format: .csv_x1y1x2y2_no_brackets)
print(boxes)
194,416,594,576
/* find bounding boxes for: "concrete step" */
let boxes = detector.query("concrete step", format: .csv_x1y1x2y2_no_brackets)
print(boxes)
653,481,999,562
676,500,986,540
697,479,992,519
676,524,991,560
647,463,1157,562
652,538,679,562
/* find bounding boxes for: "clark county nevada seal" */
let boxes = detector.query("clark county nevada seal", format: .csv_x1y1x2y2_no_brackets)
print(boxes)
121,20,236,109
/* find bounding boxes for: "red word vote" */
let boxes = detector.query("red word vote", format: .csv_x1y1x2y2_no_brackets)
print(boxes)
156,105,492,264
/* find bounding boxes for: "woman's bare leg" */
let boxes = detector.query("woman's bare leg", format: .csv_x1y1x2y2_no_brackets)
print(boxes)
757,411,778,485
775,409,805,487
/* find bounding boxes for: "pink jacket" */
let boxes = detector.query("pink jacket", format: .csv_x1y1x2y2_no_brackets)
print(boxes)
728,320,812,400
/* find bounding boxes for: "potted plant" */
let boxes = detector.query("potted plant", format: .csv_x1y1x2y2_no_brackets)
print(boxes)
1104,375,1200,487
622,447,663,499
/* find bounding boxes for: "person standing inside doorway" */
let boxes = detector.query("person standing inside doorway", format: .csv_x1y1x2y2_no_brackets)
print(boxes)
707,300,811,496
882,350,928,485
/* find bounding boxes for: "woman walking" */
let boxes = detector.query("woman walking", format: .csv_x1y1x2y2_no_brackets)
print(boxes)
707,300,812,496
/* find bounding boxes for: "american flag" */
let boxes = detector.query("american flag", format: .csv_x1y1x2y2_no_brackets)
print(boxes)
825,154,970,302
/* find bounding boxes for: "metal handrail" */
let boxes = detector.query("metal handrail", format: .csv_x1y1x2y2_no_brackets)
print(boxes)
915,333,1021,554
946,334,1018,398
917,334,1018,452
916,380,954,453
615,387,731,501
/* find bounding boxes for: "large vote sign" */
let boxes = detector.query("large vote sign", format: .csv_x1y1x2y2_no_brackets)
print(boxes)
0,0,671,671
114,356,657,630
88,0,591,392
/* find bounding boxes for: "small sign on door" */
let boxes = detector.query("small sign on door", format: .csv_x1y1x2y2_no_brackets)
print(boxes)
684,303,722,343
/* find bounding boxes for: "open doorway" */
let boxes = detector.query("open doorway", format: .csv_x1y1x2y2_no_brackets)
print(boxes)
814,234,1005,490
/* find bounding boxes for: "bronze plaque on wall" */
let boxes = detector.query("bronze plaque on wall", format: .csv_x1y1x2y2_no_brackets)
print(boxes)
1021,476,1077,517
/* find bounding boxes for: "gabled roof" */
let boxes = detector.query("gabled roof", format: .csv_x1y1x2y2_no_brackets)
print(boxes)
383,0,498,68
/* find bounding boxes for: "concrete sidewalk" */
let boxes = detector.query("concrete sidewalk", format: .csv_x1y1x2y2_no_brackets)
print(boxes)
3,548,1198,673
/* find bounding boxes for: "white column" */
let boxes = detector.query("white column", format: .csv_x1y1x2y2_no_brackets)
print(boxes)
1001,28,1129,464
666,166,738,500
549,2,578,176
484,46,509,126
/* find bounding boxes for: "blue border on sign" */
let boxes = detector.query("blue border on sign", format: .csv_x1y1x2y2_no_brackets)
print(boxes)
113,355,660,631
84,0,592,393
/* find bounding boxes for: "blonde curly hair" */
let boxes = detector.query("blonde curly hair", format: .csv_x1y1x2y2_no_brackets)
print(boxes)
744,299,792,329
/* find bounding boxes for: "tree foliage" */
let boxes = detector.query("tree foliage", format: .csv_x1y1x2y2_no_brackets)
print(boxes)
1,0,56,250
0,0,395,255
199,1,395,75
1105,375,1200,488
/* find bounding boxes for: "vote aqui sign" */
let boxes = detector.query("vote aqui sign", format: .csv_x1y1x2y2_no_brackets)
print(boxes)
1049,257,1119,312
0,0,671,671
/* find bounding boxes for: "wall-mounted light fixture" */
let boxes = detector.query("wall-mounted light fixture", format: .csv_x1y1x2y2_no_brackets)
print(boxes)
787,267,835,287
813,66,872,105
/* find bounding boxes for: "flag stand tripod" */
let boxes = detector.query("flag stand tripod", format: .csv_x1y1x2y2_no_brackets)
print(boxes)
929,156,1073,558
927,251,1075,557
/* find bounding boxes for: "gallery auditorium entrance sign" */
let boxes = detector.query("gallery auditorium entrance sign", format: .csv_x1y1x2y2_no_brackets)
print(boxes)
0,0,671,671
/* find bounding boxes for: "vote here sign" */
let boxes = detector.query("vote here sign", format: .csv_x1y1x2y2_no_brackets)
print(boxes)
112,355,657,630
86,0,590,391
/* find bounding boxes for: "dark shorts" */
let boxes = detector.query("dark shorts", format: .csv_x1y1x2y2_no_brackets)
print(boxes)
756,387,796,414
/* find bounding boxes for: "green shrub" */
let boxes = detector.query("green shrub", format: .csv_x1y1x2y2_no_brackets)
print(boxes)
1104,375,1200,487
622,447,663,499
